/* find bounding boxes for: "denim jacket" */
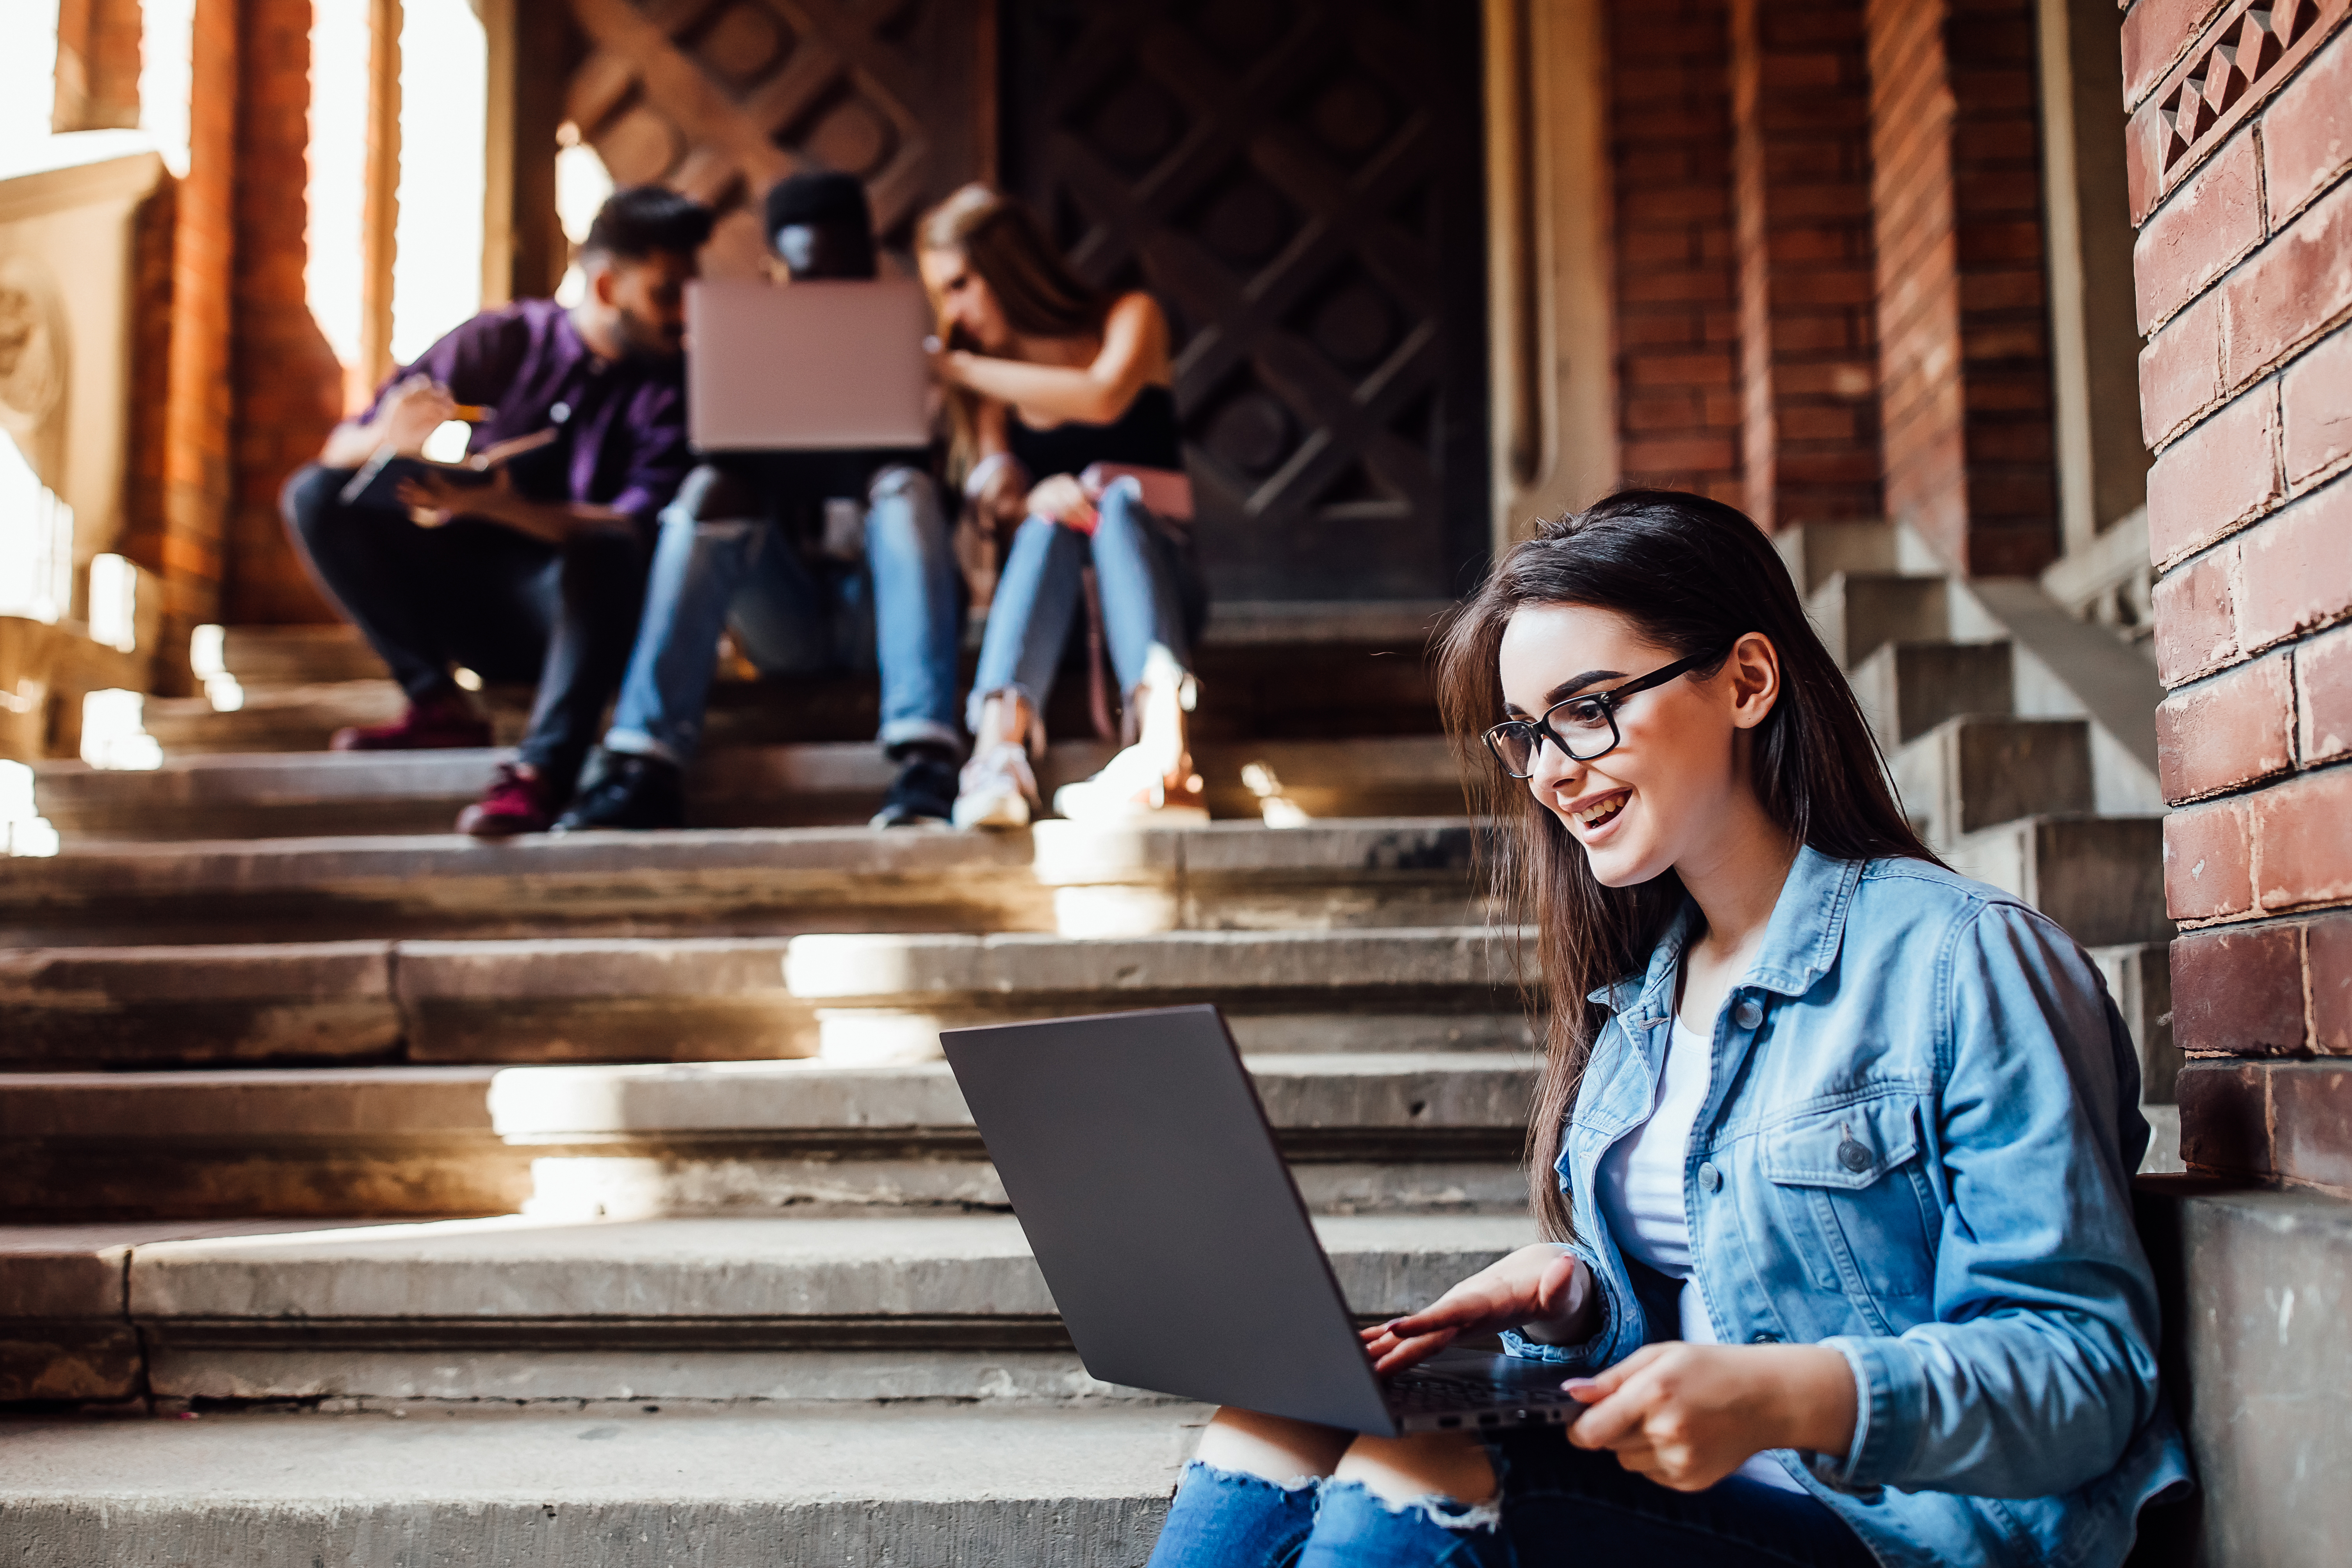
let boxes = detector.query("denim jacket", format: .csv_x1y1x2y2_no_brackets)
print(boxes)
1502,847,2192,1568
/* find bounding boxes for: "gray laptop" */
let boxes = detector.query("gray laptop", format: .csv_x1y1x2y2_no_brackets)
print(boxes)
940,1005,1584,1436
685,277,933,452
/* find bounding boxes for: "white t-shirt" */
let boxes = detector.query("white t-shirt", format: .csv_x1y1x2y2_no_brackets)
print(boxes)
1594,1013,1807,1493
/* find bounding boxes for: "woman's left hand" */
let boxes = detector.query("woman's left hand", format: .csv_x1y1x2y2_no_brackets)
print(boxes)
1563,1342,1857,1492
1026,472,1097,534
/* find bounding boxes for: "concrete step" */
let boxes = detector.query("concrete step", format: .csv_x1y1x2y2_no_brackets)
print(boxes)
784,927,1534,1064
1771,521,1899,598
28,737,1469,843
0,1053,1535,1222
1944,813,2170,948
1849,639,2015,750
1804,570,1950,672
2091,940,2177,1107
0,924,1526,1070
0,819,1480,947
0,1402,1200,1566
1890,716,2094,848
153,603,1456,756
2134,1178,2352,1567
5,1211,1536,1405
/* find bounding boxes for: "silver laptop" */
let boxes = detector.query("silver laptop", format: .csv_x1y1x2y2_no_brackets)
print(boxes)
686,278,933,452
940,1005,1585,1436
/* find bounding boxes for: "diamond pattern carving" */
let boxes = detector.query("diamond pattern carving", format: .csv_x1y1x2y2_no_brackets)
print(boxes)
1002,0,1487,600
561,0,988,272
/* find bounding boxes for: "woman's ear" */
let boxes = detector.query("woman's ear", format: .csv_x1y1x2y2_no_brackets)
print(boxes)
1725,631,1781,731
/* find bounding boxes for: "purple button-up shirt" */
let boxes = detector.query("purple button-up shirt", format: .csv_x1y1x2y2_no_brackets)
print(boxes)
365,298,691,532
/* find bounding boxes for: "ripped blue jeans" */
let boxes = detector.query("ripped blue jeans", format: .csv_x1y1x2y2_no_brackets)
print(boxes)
1147,1433,1877,1568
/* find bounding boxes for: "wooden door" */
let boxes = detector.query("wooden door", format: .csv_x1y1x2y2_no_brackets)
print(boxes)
1001,0,1490,602
558,0,994,277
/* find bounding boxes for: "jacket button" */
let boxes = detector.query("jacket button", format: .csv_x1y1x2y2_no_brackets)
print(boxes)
1734,998,1763,1029
1698,1161,1723,1192
1749,1331,1782,1344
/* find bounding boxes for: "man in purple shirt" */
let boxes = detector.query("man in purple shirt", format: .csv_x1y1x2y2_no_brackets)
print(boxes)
281,187,713,835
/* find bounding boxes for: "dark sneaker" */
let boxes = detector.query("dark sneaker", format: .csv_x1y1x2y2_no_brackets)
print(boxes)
553,751,685,833
332,690,491,751
457,762,561,838
871,750,959,829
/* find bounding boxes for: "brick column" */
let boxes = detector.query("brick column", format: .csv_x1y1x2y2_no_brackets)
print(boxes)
1730,0,1882,531
51,0,144,132
2129,0,2352,1192
1866,0,2060,574
225,0,343,624
1606,0,1744,504
160,0,241,634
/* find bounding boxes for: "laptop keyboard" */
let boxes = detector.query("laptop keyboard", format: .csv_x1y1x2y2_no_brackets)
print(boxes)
1385,1371,1581,1412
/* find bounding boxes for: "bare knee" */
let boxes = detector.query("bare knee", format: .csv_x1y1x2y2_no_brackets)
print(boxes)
1333,1430,1498,1509
1190,1406,1353,1484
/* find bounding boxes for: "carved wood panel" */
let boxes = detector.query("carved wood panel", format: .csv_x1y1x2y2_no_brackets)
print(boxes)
559,0,992,277
1002,0,1489,602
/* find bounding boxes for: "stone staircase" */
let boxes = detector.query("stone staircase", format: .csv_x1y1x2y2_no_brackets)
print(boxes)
0,555,2185,1564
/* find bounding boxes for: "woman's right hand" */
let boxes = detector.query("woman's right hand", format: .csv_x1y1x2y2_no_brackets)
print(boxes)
1358,1244,1594,1376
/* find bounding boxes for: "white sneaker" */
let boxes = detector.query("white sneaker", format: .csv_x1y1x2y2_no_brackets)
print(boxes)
952,742,1040,830
1052,741,1209,825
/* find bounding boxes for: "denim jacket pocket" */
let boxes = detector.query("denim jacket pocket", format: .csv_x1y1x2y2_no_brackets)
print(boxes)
1762,1095,1939,1310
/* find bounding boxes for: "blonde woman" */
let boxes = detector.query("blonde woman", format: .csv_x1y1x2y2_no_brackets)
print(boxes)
919,184,1206,828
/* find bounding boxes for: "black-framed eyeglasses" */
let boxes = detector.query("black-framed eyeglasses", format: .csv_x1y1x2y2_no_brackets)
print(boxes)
1482,649,1726,778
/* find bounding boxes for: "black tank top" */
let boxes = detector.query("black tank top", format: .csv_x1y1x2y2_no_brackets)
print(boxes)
1005,383,1181,479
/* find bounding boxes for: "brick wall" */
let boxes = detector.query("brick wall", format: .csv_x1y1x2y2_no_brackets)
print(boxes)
160,0,240,635
224,0,341,624
1607,0,1745,505
1731,0,1883,530
2128,0,2352,1191
1866,0,2060,574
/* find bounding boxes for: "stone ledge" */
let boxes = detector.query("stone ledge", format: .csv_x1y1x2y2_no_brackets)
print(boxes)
0,1403,1198,1567
487,1053,1535,1141
121,1213,1537,1322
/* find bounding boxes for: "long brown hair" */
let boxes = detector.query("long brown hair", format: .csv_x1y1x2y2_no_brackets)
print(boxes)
916,183,1109,485
1434,491,1938,1241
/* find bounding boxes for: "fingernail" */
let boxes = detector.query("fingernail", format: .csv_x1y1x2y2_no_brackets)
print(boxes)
1563,1378,1599,1399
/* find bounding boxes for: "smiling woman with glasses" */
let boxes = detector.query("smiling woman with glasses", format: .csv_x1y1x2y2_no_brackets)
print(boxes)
1482,646,1732,777
1145,489,2188,1568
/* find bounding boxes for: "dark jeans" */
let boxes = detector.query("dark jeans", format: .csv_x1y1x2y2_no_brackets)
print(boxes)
280,464,647,793
1147,1433,1877,1568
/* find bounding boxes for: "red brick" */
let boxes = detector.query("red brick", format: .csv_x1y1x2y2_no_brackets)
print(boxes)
2171,922,2310,1054
2133,132,2265,333
1626,352,1740,388
2147,383,2283,562
2281,327,2352,486
2254,763,2352,911
2311,910,2352,1053
1625,435,1741,472
2176,1061,2273,1173
2261,28,2352,224
2165,794,2257,920
2139,290,2224,448
2120,0,2227,110
2157,653,2296,802
2298,622,2352,765
2238,478,2352,650
2221,175,2352,388
2152,546,2242,684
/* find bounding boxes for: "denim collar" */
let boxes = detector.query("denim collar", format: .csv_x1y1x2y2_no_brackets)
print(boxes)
1586,845,1864,1015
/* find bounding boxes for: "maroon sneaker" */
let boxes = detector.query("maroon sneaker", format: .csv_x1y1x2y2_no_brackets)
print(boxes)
332,691,492,752
456,762,559,838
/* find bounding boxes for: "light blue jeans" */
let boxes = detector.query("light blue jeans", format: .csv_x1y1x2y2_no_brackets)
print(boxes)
965,476,1208,734
605,465,962,764
1146,1438,1875,1568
